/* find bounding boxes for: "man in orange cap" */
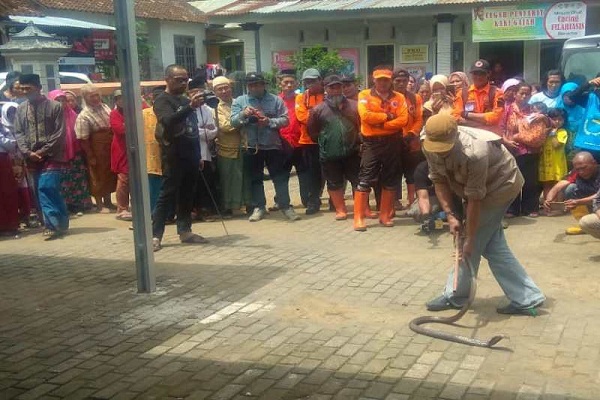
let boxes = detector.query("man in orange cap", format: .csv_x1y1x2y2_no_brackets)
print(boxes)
354,66,408,231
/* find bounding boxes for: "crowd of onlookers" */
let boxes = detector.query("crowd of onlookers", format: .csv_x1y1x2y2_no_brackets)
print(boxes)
1,58,599,245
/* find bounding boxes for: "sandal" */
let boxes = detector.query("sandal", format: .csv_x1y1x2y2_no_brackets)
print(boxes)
116,212,133,221
180,233,209,244
44,230,64,241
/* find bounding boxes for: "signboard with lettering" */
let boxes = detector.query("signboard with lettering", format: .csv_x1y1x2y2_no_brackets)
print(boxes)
272,50,295,71
400,45,429,64
472,1,586,42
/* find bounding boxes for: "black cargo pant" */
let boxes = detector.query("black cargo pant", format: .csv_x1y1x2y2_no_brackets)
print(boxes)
152,156,199,240
357,134,403,192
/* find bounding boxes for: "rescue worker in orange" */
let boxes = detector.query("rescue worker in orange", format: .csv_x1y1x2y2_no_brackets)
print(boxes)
296,68,325,214
355,66,409,231
452,59,504,133
393,68,424,206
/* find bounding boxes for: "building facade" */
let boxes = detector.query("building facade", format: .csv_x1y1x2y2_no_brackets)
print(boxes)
1,0,207,80
198,0,600,84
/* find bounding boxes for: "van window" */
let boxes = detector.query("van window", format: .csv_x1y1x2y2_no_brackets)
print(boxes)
60,76,89,84
563,51,600,85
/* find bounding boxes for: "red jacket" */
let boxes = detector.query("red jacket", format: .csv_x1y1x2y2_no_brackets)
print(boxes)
279,92,301,147
110,107,128,174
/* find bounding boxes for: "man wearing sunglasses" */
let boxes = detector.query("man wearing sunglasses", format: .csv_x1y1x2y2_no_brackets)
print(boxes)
151,64,208,252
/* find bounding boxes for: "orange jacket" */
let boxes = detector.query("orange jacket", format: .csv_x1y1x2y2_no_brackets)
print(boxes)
452,83,504,126
295,90,324,145
404,92,423,136
358,89,408,137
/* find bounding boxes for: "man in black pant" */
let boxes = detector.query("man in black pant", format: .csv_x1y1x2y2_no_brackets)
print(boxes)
152,64,208,252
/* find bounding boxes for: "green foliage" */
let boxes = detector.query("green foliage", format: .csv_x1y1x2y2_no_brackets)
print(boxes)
135,21,154,80
290,45,350,77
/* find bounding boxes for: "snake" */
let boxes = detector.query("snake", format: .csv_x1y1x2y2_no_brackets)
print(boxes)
409,236,506,348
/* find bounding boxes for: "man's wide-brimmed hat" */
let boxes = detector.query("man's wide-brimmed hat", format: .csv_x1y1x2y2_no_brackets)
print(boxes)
423,113,458,153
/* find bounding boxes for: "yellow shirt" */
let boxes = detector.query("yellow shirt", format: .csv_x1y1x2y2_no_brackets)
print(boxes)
215,100,244,158
142,108,162,176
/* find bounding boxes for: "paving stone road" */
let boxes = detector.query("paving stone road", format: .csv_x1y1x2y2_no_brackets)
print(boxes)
1,180,599,400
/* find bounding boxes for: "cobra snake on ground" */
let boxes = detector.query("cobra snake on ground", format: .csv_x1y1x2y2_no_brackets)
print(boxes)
409,234,506,348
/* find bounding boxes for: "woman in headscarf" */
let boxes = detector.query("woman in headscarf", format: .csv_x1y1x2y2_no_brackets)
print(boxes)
449,71,470,92
49,89,92,216
0,102,21,235
417,81,431,103
423,74,454,122
556,82,586,161
529,69,563,108
499,78,522,136
64,90,82,114
503,82,550,218
75,84,117,213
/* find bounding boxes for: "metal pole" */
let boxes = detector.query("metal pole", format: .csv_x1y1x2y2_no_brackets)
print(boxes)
254,28,262,72
114,0,155,293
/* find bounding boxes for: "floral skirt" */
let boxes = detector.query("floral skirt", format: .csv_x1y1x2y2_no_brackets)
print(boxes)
61,152,92,212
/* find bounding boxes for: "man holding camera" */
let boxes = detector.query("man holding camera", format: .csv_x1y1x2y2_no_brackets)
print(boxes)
231,72,299,222
151,64,208,252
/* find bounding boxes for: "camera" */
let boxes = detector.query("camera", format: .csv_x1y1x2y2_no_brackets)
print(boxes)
199,90,219,108
247,115,260,124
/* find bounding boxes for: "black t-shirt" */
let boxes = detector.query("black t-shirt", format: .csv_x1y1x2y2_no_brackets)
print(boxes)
153,92,200,162
413,160,434,195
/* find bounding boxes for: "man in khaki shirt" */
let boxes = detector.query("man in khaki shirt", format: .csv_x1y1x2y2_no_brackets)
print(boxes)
422,113,545,315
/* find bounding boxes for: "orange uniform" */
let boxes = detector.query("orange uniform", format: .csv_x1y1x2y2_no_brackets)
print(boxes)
404,92,424,136
452,83,504,127
358,89,409,137
295,91,324,145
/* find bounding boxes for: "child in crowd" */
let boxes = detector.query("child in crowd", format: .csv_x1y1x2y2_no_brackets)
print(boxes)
539,108,569,205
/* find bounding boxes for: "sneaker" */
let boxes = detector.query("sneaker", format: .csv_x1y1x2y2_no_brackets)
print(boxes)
282,207,301,221
496,303,541,316
248,207,266,222
305,206,320,215
152,237,162,252
426,295,462,312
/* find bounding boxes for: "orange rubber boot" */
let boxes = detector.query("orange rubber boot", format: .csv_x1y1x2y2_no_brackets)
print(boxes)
328,190,347,220
353,191,368,231
379,189,396,227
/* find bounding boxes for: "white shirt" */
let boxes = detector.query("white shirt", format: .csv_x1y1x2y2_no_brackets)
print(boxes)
195,105,218,162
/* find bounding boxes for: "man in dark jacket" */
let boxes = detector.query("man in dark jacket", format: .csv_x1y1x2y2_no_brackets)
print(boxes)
151,64,208,252
307,75,361,220
15,74,68,240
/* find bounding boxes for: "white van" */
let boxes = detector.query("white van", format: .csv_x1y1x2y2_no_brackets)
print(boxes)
0,71,92,92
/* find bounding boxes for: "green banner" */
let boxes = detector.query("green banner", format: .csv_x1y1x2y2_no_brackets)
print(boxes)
472,1,586,42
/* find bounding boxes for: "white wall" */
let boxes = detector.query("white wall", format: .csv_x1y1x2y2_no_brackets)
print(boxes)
158,20,206,71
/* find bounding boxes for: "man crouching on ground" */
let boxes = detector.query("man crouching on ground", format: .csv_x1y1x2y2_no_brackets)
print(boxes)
422,113,545,315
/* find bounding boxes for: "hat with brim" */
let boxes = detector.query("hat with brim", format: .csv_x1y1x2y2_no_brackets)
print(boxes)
323,74,342,87
245,72,265,84
113,89,122,98
470,59,490,74
423,113,458,153
373,69,393,80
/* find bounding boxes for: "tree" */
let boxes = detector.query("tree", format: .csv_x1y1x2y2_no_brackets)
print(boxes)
290,45,350,77
136,21,154,80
